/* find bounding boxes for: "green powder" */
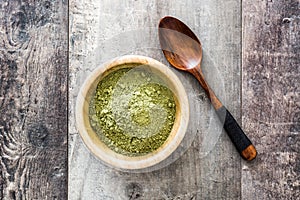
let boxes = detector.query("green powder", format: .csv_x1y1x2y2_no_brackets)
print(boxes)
89,64,176,156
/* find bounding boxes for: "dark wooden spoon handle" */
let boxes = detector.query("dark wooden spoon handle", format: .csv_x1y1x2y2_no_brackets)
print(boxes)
190,67,257,160
216,106,257,161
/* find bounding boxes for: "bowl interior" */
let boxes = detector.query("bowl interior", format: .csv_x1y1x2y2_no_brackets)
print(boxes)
76,55,189,170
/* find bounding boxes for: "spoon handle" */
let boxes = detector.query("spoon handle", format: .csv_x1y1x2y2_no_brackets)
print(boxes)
191,68,257,160
216,106,257,161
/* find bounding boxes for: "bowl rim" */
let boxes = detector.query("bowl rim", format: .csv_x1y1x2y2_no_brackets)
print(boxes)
75,55,189,170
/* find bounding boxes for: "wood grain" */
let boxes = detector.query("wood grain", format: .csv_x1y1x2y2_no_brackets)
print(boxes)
0,0,68,199
242,0,300,199
0,0,298,199
69,0,242,199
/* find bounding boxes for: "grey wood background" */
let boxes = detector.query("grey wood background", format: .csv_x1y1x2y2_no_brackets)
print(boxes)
0,0,68,199
242,1,299,199
0,0,298,199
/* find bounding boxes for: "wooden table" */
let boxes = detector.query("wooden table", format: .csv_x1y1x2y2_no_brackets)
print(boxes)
1,0,299,199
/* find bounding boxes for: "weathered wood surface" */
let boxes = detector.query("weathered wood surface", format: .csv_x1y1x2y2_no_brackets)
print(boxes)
242,1,300,199
69,0,242,199
0,0,298,199
0,0,68,199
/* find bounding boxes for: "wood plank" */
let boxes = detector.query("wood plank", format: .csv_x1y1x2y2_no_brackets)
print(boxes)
0,0,68,199
69,0,242,199
242,0,300,199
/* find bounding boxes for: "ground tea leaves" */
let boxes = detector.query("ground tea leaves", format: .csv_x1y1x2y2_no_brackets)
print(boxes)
89,64,176,156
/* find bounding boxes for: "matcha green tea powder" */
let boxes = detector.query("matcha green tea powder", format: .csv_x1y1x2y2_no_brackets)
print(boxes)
89,64,176,156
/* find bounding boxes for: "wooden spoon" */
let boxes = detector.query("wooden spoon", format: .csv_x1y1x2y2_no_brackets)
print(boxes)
158,16,257,161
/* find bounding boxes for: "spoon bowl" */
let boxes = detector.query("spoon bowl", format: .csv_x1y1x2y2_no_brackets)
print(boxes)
159,17,202,70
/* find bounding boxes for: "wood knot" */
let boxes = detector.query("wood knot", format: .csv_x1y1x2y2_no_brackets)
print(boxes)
49,167,65,180
125,182,143,200
44,1,51,9
6,1,53,46
290,111,300,132
282,18,292,24
10,11,30,44
27,124,49,147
